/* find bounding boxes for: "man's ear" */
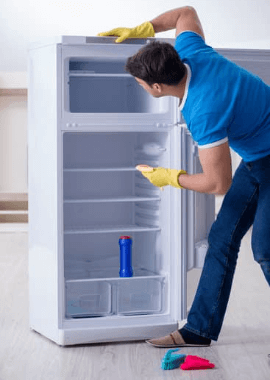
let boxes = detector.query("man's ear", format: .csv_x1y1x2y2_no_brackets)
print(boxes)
152,83,162,93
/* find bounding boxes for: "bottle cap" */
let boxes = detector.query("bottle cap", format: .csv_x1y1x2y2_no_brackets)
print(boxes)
119,236,131,239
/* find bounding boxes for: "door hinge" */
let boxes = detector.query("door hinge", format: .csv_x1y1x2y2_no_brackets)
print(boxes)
192,143,198,156
155,122,185,129
195,240,208,268
173,121,187,128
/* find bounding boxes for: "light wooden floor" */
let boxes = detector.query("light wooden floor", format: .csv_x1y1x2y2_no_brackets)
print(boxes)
0,229,270,380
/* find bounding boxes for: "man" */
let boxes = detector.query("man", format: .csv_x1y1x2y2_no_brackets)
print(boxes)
99,6,270,347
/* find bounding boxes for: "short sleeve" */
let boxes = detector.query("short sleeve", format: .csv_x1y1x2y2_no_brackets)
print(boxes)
174,31,210,59
189,112,229,148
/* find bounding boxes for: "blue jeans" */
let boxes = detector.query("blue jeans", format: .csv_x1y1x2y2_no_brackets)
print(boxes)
183,154,270,341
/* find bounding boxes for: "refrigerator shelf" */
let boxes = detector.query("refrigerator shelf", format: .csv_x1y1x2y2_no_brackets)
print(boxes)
65,267,161,281
64,225,161,235
69,72,131,78
63,167,138,172
63,196,161,203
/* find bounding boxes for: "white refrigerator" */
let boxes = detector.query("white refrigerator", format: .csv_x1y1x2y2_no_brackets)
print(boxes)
28,36,269,346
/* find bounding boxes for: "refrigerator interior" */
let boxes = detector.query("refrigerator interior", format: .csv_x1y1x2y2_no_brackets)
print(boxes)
66,57,170,114
63,131,175,319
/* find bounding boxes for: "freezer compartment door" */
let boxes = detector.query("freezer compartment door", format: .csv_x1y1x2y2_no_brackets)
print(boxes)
182,48,270,271
217,48,270,86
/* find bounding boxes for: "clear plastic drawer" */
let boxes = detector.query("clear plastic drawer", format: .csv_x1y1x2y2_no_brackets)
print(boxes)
117,278,164,315
66,280,112,317
66,276,165,318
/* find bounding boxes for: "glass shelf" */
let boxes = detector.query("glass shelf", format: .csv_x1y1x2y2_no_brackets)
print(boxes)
65,267,160,281
63,167,137,172
64,225,161,235
64,196,161,203
69,72,131,78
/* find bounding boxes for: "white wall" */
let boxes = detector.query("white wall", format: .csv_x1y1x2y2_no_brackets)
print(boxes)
1,0,270,72
0,95,27,193
0,0,270,192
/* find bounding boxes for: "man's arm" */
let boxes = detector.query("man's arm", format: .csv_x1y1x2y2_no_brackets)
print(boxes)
150,6,205,39
178,142,232,195
98,6,204,43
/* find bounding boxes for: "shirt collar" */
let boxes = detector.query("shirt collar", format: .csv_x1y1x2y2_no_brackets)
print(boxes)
178,63,191,111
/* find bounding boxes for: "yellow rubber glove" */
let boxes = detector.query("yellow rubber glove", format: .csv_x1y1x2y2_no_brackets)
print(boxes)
136,165,187,189
98,21,155,43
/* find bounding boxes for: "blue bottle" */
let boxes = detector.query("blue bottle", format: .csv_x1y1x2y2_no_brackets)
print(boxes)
119,236,133,277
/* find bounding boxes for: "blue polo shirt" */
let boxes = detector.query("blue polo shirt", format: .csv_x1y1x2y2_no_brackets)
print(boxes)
174,31,270,162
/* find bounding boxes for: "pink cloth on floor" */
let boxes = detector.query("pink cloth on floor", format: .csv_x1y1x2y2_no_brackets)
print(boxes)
180,355,215,370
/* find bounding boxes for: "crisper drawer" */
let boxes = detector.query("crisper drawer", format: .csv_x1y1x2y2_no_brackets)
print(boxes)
66,276,165,318
66,281,112,317
117,278,163,315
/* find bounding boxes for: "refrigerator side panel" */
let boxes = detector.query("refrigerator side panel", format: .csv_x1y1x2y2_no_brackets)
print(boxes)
28,44,63,344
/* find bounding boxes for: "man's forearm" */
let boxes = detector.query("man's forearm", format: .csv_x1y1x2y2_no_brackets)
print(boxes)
150,6,193,33
178,173,230,195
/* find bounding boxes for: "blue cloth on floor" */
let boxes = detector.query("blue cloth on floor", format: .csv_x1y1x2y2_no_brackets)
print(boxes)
161,349,186,370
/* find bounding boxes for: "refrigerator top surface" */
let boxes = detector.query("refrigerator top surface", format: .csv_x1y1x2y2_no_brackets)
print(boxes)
28,35,270,54
28,35,175,50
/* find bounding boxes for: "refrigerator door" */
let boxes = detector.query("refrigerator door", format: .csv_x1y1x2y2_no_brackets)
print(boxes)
181,48,270,269
170,120,215,320
178,48,270,318
182,126,215,272
217,48,270,86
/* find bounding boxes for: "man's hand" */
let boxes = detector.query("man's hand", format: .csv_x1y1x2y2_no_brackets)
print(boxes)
98,7,204,43
136,165,187,189
98,21,155,43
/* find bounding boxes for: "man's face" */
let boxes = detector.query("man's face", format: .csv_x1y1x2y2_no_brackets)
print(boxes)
135,77,163,98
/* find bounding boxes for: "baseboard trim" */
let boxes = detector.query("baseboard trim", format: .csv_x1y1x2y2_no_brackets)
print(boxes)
0,193,28,223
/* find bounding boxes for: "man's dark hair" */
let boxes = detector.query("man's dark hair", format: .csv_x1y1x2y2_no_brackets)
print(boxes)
125,41,186,86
